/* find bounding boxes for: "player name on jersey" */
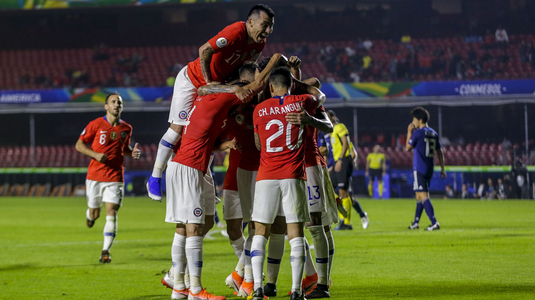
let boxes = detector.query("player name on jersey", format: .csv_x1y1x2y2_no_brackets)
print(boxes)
257,101,304,117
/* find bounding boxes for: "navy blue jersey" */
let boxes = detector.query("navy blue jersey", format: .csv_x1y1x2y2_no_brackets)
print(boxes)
318,131,335,168
408,126,441,176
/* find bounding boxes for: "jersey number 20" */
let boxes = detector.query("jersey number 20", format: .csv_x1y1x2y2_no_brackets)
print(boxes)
265,120,303,153
424,138,436,158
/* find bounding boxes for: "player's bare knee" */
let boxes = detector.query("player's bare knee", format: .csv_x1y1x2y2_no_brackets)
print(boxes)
339,189,349,199
202,216,215,235
187,223,204,237
254,222,270,238
226,219,243,240
287,222,304,240
270,216,287,235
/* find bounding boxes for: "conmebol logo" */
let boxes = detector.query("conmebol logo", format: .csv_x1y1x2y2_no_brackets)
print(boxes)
458,84,502,95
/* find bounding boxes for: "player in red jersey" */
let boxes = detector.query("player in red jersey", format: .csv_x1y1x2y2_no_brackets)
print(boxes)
249,67,326,300
164,55,283,300
148,4,275,201
75,93,141,263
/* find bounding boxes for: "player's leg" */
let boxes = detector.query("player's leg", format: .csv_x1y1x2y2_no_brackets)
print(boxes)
85,179,102,228
345,157,369,229
169,225,188,297
263,216,286,297
282,179,309,300
324,225,335,285
250,180,281,300
421,176,439,230
148,66,197,201
377,171,384,199
100,182,123,263
368,172,375,197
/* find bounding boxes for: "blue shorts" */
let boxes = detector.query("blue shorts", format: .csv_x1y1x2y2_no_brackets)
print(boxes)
413,171,431,192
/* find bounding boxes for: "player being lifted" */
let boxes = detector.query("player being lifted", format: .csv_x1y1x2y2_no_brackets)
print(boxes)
250,67,326,300
406,107,446,231
147,4,274,201
75,92,141,263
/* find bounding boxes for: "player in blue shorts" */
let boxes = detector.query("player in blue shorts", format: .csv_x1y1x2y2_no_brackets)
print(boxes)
406,107,446,231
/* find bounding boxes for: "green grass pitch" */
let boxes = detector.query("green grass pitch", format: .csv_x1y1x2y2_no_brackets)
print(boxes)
1,197,534,300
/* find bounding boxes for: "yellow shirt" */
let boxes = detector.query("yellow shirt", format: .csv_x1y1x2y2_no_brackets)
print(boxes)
331,123,350,161
367,152,385,170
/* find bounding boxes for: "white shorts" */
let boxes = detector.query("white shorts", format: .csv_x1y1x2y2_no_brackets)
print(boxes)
168,66,198,126
252,179,310,224
202,171,216,216
237,168,257,223
165,162,211,224
322,166,339,225
306,165,328,214
223,189,241,220
86,180,124,209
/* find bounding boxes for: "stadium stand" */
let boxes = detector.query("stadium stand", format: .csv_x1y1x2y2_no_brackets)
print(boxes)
0,143,520,170
1,34,534,90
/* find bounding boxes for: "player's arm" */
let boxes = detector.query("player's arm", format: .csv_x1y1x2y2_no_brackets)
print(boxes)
243,53,286,96
382,156,387,175
350,144,358,168
75,139,107,162
285,109,333,133
293,81,326,106
436,148,447,179
254,132,261,151
197,84,252,101
288,56,301,80
319,146,328,156
198,42,216,84
335,134,350,172
365,155,370,176
123,143,141,159
406,123,416,151
214,137,241,152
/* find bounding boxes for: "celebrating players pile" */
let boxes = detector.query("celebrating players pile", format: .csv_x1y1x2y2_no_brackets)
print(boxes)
142,4,345,300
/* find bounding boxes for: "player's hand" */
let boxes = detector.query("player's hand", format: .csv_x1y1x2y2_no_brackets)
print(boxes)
365,171,369,177
95,153,108,163
285,108,311,125
440,169,447,179
353,158,358,168
207,81,221,85
288,56,302,69
234,86,254,102
407,123,416,134
227,138,242,152
132,143,141,159
335,159,342,172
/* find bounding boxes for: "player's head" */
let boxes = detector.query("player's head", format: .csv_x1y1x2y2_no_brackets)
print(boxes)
246,4,275,44
239,62,259,83
326,110,338,124
104,92,123,117
373,144,380,153
258,55,288,73
411,106,429,128
446,184,452,191
268,66,292,95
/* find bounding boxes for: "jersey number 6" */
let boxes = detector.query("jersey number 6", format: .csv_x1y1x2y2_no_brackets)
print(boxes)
265,119,304,153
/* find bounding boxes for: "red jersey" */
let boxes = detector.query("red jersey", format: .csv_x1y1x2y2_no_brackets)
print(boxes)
187,22,265,88
305,106,327,168
173,93,242,173
253,94,319,181
79,116,132,182
228,106,261,171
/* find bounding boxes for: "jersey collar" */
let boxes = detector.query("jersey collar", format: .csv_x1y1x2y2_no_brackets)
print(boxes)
274,94,288,105
103,115,122,125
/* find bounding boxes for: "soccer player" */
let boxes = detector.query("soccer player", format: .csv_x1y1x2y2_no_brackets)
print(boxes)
406,107,446,231
326,110,369,230
147,4,275,201
75,92,141,263
366,145,387,198
250,67,325,300
165,54,283,300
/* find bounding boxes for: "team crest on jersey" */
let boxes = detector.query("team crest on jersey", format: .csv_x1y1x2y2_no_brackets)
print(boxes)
110,132,117,140
179,111,188,120
235,114,244,125
193,207,203,217
216,37,227,49
121,131,127,139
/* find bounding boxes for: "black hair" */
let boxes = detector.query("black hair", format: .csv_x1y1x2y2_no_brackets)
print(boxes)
268,67,292,89
105,92,121,104
258,55,288,72
327,110,336,117
411,106,430,123
239,62,258,80
247,4,274,20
